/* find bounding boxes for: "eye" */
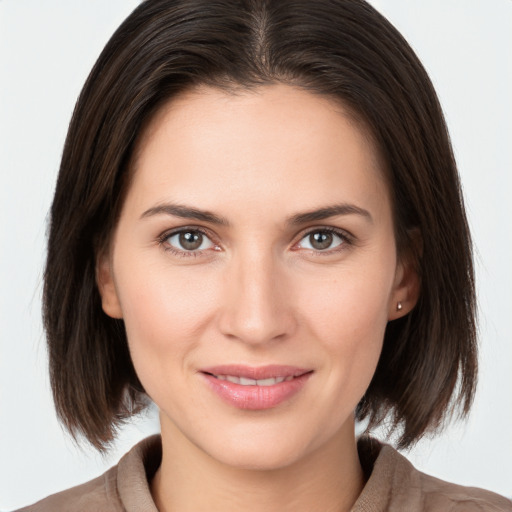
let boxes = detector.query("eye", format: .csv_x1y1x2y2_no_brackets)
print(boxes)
296,229,346,251
164,229,215,252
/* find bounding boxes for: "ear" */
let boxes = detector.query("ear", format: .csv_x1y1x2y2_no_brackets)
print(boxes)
388,234,421,321
96,252,123,319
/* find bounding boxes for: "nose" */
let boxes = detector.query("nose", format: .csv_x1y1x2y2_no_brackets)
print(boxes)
217,250,296,345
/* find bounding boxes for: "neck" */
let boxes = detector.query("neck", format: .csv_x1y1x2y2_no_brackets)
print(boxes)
151,419,364,512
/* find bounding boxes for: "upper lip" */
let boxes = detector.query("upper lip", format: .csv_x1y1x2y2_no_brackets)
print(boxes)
200,365,312,380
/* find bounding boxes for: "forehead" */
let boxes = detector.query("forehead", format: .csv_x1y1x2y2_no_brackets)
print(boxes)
126,84,390,220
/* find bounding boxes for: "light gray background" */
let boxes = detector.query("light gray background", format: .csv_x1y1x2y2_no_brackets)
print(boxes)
1,1,511,509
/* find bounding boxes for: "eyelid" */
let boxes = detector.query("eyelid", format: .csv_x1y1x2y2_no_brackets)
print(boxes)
292,226,355,253
156,224,355,257
157,225,220,256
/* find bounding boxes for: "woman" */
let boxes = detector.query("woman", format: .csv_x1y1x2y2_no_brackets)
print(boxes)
13,0,512,510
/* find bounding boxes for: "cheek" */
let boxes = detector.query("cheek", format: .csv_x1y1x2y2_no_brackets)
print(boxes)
113,255,220,371
298,262,392,339
295,263,392,389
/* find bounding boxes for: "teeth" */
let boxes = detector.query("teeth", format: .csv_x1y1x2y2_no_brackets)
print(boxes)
240,377,257,385
215,375,291,386
258,377,283,385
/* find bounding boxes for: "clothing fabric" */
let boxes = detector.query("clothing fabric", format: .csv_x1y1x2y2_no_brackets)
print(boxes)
16,435,512,511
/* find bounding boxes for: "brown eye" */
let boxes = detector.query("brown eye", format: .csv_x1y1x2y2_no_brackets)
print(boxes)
309,231,333,250
180,231,203,250
297,229,345,251
166,230,215,252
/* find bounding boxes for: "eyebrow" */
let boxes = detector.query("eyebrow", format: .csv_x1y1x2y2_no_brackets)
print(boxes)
140,202,372,226
288,203,373,225
140,204,230,226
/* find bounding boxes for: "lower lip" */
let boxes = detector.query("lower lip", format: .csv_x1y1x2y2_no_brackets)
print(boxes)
201,372,312,410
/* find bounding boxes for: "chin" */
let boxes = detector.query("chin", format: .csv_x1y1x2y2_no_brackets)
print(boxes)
211,441,307,472
194,422,323,472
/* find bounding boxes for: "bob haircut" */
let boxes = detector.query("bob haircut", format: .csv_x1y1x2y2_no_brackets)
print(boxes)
44,0,477,452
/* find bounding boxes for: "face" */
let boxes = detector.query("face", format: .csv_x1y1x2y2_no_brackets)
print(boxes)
98,84,417,470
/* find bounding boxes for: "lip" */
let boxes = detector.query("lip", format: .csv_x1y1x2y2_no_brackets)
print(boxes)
200,365,313,410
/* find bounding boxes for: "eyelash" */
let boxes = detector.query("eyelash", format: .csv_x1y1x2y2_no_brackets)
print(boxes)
157,226,354,258
294,227,354,256
157,227,217,258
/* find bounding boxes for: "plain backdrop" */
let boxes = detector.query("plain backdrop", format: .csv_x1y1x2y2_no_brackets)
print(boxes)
1,1,511,509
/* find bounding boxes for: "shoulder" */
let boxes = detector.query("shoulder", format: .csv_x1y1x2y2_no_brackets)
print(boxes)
14,466,122,512
417,470,512,512
13,435,161,512
355,437,512,512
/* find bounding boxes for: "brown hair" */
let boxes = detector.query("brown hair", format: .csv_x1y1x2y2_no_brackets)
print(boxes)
44,0,477,451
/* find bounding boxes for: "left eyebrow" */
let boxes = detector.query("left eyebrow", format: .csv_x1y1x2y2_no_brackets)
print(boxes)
140,203,230,226
287,203,373,225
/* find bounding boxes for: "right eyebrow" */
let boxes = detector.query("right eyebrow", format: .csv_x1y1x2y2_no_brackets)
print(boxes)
287,203,373,225
140,203,230,226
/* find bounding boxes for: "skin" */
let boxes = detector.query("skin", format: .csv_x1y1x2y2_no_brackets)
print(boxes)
98,84,418,512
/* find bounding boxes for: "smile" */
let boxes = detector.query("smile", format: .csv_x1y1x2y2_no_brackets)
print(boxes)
200,365,313,409
211,375,294,385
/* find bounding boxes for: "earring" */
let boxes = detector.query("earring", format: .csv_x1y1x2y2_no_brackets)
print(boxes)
396,301,403,311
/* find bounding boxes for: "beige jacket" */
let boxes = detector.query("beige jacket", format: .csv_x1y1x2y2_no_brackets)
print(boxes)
16,435,512,511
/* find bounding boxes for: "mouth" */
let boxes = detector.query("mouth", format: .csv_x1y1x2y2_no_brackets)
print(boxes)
207,374,295,386
199,365,313,410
